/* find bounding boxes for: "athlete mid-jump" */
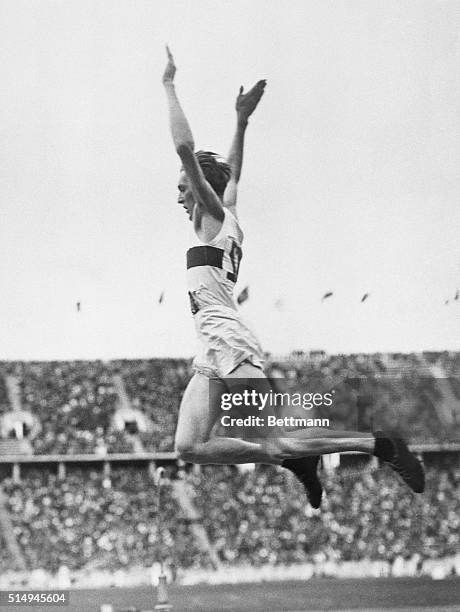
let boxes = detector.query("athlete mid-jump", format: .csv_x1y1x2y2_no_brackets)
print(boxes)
162,47,424,507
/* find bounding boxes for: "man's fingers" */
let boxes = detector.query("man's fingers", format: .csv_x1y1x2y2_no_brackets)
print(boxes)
246,80,266,98
235,79,266,115
166,45,174,61
238,79,266,96
253,79,267,92
247,87,265,102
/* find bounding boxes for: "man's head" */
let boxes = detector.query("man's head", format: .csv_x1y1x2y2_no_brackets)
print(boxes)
177,151,232,219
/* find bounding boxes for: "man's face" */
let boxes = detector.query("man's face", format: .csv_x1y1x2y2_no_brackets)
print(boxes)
177,170,195,220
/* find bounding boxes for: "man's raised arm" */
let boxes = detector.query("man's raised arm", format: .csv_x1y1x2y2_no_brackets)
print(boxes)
162,47,224,221
224,80,266,211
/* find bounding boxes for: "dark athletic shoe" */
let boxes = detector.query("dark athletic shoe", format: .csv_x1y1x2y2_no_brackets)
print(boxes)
374,431,425,493
282,456,323,508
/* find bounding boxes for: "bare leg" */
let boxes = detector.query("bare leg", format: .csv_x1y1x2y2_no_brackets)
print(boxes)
277,436,374,455
175,364,375,465
174,372,280,464
224,364,375,456
174,363,424,493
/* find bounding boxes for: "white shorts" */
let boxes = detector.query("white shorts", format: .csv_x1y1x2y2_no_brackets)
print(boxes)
192,305,265,378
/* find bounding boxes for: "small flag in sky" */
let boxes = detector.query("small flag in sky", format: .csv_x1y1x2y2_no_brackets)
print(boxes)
76,302,81,312
445,300,449,305
158,291,164,305
321,291,333,301
361,293,370,303
274,298,284,310
237,286,249,305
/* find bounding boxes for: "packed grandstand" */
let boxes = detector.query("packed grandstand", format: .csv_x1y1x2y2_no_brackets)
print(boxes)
0,352,459,581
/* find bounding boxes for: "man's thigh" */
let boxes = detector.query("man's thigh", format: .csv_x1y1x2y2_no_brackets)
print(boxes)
175,372,226,448
223,361,283,438
225,361,272,398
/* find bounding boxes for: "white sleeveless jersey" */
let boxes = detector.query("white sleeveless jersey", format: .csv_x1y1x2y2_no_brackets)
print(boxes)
186,209,243,314
186,208,264,377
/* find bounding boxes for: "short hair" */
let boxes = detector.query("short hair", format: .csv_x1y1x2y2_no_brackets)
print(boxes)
195,150,231,198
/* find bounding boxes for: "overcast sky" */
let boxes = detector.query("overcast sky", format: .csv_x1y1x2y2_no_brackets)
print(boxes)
0,0,459,361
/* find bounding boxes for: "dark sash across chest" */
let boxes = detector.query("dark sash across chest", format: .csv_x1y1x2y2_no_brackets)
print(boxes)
186,246,238,282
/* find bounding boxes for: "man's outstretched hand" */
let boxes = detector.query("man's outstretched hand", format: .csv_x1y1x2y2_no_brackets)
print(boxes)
162,45,176,85
236,79,266,124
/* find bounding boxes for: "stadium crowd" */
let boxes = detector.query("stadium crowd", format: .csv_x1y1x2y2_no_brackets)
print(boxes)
2,467,206,574
115,359,191,452
0,362,136,454
268,353,452,442
0,353,459,579
188,463,460,567
0,352,458,453
1,462,458,574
